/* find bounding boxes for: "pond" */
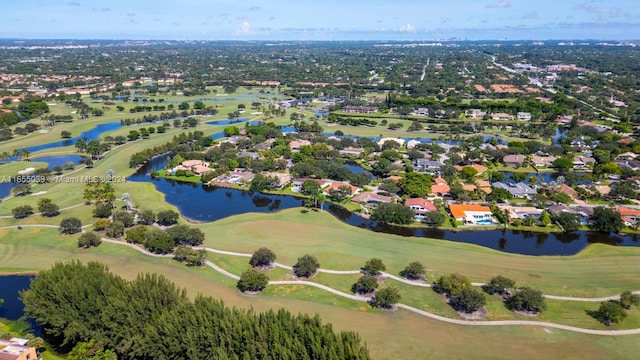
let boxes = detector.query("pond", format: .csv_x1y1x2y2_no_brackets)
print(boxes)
0,155,88,198
19,122,121,155
128,156,640,256
0,274,42,336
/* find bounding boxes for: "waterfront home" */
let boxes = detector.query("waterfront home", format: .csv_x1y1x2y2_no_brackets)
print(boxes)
531,155,556,167
491,112,515,121
555,183,579,200
492,182,537,199
323,181,360,197
496,204,543,221
547,204,594,225
351,192,393,208
342,105,378,113
404,198,436,215
572,156,596,170
617,206,640,227
448,204,495,225
465,108,486,119
377,137,405,147
502,154,526,167
262,172,292,189
339,146,366,157
517,112,532,121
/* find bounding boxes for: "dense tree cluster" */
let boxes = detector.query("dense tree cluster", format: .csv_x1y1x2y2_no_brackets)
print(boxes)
22,261,370,359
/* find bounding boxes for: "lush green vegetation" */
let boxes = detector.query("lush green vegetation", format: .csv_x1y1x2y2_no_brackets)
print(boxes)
22,261,370,359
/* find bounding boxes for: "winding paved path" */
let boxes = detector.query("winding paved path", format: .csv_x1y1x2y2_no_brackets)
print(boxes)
4,225,640,335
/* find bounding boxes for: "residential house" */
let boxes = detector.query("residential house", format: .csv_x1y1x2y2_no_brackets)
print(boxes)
412,108,430,116
342,105,378,113
289,139,312,151
404,198,437,215
496,204,543,221
503,154,526,167
239,151,260,160
617,206,640,227
351,192,393,208
0,337,38,360
413,159,442,173
431,177,450,196
377,137,405,147
615,159,640,171
339,146,366,157
556,183,579,200
448,204,495,225
262,172,292,189
572,156,596,170
547,204,593,225
323,181,359,197
291,178,331,192
491,113,515,121
492,182,537,199
465,109,486,119
516,112,532,121
531,155,557,167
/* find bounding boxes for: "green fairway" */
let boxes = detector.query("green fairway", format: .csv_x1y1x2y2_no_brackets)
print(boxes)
194,209,640,298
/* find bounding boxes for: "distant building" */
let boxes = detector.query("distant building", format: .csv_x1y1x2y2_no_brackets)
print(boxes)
342,105,378,113
413,159,442,173
502,154,526,167
491,113,515,121
0,338,38,360
516,112,532,121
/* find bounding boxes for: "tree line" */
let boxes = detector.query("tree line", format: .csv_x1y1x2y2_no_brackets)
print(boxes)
21,261,370,360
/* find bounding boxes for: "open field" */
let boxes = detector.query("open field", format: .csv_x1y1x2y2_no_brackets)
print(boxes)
1,227,640,359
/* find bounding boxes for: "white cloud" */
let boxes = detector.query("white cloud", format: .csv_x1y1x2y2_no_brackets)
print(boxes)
235,21,254,36
398,24,416,32
485,1,511,9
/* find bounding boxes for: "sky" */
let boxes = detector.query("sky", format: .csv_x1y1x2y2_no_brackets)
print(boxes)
2,0,639,41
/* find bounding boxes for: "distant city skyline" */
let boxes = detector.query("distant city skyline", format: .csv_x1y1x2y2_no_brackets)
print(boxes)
2,0,639,40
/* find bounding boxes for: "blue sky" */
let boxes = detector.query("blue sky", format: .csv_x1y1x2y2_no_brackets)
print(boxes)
2,0,639,40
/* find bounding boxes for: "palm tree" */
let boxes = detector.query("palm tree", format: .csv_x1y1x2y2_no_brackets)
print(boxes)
21,149,30,161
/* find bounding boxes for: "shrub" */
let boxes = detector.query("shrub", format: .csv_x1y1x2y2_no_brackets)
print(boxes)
59,217,82,234
484,275,516,295
454,288,486,313
400,261,426,280
105,221,124,238
351,275,379,295
293,255,320,278
249,247,277,268
12,205,34,219
92,218,111,231
436,273,471,297
363,258,386,275
156,210,179,226
506,287,546,313
78,232,102,248
237,269,269,292
370,287,401,309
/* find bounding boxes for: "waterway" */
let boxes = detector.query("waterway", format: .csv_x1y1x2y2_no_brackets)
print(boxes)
128,156,640,256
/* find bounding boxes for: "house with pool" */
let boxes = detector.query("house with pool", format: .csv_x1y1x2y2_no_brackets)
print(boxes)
448,204,496,225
